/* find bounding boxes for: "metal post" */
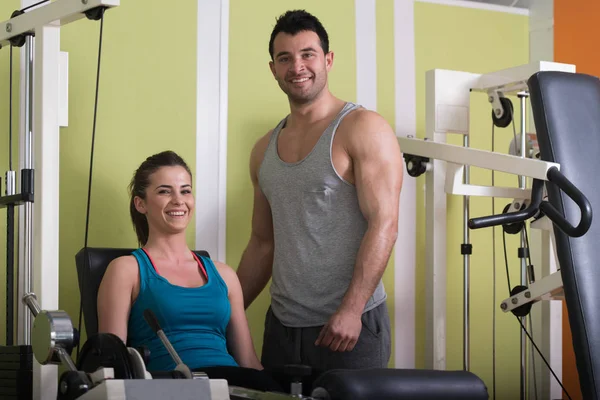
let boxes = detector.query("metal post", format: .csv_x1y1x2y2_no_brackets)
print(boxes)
6,171,15,346
519,93,529,400
463,134,470,372
18,35,34,346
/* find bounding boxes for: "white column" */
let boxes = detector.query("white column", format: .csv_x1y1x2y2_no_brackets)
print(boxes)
355,0,377,112
32,24,61,400
196,0,228,261
422,69,479,370
394,0,416,368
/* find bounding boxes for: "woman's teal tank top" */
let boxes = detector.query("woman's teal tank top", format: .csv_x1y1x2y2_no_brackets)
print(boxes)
127,248,238,371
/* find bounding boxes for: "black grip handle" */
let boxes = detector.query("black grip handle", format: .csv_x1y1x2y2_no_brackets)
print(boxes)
469,179,544,229
143,309,162,334
539,167,593,237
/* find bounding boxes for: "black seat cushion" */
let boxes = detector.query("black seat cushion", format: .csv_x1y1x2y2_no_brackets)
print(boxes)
312,368,488,400
528,71,600,399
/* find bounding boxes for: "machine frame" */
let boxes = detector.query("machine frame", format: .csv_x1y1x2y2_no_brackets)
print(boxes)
398,60,575,399
0,1,119,399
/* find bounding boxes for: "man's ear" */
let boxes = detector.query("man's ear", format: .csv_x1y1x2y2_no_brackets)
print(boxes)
134,196,147,215
269,60,276,78
325,51,334,71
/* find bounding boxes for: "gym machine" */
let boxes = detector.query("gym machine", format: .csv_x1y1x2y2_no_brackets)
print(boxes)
399,63,597,399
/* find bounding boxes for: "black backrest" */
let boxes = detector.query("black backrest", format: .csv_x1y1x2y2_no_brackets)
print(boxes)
75,247,210,338
528,71,600,399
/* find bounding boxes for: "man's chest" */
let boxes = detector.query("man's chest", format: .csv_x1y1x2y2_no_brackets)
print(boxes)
276,125,354,184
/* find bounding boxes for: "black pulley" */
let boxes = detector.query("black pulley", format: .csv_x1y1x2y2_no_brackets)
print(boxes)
76,333,135,380
85,6,106,21
502,203,524,234
510,285,533,317
492,97,514,128
8,10,27,47
404,154,429,177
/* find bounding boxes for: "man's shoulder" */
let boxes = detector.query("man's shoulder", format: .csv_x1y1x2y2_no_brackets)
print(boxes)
251,129,274,163
345,107,391,130
339,107,394,141
249,129,277,182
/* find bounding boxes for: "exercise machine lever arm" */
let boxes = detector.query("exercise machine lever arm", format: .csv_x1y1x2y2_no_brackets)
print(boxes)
143,308,197,380
22,293,79,372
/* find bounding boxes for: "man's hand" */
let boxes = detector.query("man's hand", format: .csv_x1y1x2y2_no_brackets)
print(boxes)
315,309,362,352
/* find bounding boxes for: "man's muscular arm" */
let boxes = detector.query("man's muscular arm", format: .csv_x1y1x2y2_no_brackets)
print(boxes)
236,132,275,309
316,111,403,352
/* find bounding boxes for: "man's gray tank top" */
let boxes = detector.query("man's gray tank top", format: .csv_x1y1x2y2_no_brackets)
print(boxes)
258,102,387,327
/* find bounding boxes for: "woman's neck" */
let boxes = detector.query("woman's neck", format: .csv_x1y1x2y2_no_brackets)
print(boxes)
143,232,191,261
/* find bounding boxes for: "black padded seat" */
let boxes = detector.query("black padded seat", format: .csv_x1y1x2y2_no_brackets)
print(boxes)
528,71,600,399
312,368,488,400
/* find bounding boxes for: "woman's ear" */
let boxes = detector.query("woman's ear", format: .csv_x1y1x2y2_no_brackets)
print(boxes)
134,196,147,215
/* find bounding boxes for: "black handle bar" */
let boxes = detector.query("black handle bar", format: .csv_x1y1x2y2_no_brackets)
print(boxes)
468,167,593,238
539,167,592,237
469,179,544,230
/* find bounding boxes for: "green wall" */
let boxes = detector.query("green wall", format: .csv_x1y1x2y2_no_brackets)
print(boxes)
57,0,197,344
414,3,529,398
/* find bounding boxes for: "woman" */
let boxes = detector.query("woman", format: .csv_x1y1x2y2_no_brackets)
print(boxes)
97,150,277,390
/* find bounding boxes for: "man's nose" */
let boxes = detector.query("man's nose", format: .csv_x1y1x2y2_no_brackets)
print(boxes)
290,58,306,74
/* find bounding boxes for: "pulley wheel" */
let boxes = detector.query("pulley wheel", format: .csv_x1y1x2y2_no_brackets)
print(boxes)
405,155,428,178
510,285,533,317
492,97,514,128
77,333,135,380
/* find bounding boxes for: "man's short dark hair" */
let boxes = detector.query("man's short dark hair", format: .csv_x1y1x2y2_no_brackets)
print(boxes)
269,10,329,60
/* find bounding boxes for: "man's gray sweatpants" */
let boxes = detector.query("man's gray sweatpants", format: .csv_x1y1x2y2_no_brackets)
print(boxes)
260,302,391,373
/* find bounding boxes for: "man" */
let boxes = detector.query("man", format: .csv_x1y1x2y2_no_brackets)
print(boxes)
236,9,403,374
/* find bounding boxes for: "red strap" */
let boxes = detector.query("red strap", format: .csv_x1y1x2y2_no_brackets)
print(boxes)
191,252,209,280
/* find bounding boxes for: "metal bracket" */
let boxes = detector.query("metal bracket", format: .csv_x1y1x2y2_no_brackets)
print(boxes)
500,271,564,313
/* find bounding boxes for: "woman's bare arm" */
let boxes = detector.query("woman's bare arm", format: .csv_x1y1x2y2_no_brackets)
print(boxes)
97,256,139,343
216,261,263,370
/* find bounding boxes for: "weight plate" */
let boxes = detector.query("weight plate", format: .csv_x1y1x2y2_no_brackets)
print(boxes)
77,333,134,380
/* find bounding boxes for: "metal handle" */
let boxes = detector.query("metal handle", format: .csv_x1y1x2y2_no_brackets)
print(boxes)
23,292,41,317
469,167,593,239
143,308,190,378
539,167,593,237
469,179,544,229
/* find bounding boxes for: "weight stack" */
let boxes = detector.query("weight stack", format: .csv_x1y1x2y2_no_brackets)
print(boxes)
0,345,33,400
